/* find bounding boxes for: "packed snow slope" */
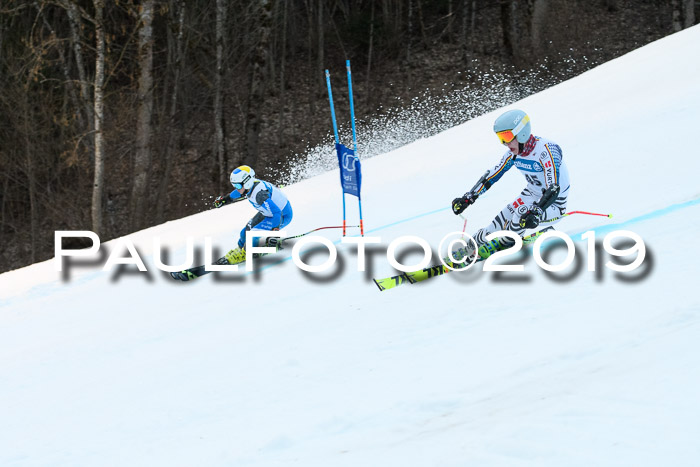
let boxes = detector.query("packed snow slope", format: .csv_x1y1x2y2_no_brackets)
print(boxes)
2,26,700,467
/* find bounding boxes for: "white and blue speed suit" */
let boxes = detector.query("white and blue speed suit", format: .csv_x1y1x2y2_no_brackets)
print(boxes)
471,135,570,245
229,180,293,248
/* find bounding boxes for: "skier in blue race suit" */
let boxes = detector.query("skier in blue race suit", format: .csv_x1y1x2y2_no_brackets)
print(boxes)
213,165,293,264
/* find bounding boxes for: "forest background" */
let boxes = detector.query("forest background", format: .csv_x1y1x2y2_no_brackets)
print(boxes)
0,0,696,273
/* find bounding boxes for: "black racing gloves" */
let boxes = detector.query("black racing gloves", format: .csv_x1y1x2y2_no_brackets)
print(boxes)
452,193,476,215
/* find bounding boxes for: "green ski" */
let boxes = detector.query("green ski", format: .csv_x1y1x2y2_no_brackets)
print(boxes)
373,227,554,291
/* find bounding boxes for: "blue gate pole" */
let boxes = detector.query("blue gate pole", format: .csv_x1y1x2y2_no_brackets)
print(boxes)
346,60,364,235
346,60,358,152
325,70,340,144
326,69,347,235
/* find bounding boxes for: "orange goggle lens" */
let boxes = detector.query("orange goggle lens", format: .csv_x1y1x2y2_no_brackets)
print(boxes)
496,129,516,144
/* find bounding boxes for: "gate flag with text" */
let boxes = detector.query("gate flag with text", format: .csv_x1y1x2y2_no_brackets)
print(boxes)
325,60,365,236
336,143,362,198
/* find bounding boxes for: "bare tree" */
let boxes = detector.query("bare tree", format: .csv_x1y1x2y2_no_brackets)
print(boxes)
214,0,227,189
317,0,324,95
22,83,38,262
671,0,695,31
365,0,375,108
92,0,106,236
156,0,186,222
683,0,695,28
244,0,273,168
34,1,84,132
531,0,548,58
66,0,94,132
446,0,454,40
461,0,476,68
130,0,155,230
277,0,288,148
303,0,316,115
406,0,413,66
500,0,537,69
672,0,683,32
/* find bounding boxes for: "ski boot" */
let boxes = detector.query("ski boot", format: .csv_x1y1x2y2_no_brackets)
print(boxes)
225,247,247,265
477,236,516,259
446,236,478,268
264,236,284,251
251,237,284,259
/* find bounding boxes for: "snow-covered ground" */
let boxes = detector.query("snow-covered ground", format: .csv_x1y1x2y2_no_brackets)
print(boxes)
1,26,699,467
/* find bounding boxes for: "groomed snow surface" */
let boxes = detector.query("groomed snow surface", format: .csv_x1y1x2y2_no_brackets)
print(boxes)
2,26,700,467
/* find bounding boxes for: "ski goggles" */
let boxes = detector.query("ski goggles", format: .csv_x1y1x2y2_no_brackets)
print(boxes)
496,129,517,144
495,114,530,145
232,174,251,189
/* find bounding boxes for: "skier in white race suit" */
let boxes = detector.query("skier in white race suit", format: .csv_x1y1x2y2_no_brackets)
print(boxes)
451,109,570,259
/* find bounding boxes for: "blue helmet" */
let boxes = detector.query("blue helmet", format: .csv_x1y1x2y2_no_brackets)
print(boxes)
493,109,531,144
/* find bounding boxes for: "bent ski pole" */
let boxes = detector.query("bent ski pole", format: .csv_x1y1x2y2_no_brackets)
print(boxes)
545,210,613,224
564,210,612,218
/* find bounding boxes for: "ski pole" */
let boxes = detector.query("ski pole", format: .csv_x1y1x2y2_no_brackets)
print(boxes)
564,210,612,218
281,225,361,243
459,214,468,239
544,210,613,224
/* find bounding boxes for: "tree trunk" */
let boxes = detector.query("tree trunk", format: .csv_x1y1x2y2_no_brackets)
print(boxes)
23,88,37,263
683,0,695,28
304,0,316,115
317,0,324,96
500,0,515,58
672,0,683,32
1,173,7,246
416,0,427,48
130,0,155,231
531,0,548,58
244,0,273,169
461,0,476,68
365,0,375,108
447,0,454,41
36,2,84,132
214,0,228,190
277,0,288,148
156,0,186,223
501,0,533,69
91,0,105,236
66,0,94,135
406,0,413,66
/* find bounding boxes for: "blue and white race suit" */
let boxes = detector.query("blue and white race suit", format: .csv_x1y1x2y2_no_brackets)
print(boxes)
229,180,293,248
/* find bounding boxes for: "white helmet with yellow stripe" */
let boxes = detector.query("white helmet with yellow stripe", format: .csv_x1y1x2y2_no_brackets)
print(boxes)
230,165,256,190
